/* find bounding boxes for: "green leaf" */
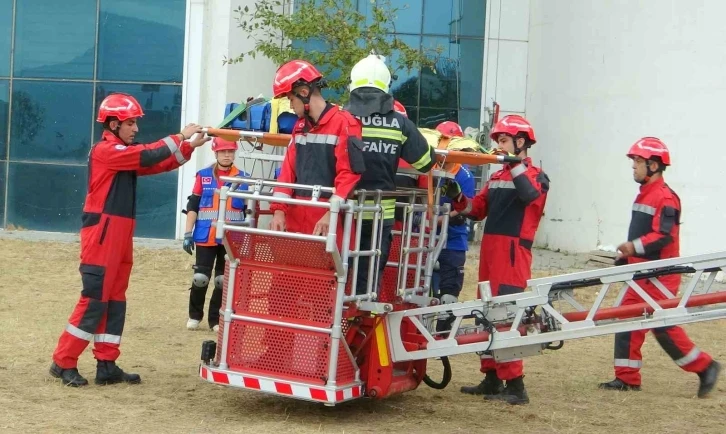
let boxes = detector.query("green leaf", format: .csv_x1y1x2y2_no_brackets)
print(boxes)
228,0,440,104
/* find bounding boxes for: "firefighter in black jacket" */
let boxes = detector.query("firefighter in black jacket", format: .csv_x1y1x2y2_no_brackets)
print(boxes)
345,54,435,295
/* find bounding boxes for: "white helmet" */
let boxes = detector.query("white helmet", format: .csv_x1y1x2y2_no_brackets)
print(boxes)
349,54,392,93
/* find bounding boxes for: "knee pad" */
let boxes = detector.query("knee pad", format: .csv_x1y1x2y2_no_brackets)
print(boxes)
440,294,458,305
192,273,210,288
214,275,224,290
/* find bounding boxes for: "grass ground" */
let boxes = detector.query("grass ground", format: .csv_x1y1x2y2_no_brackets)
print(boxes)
0,238,724,434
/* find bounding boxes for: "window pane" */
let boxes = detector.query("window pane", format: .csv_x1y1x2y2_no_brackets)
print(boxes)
97,0,186,83
460,0,486,38
390,35,421,107
458,108,481,131
6,162,87,232
359,0,423,34
134,171,177,239
0,0,11,77
10,81,93,164
459,38,484,109
402,105,418,125
417,107,458,129
423,0,485,38
423,0,455,36
94,83,182,144
420,36,458,109
0,79,8,160
13,0,96,79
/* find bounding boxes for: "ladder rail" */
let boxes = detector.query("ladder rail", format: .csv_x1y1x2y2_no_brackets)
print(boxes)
385,251,726,363
390,304,726,361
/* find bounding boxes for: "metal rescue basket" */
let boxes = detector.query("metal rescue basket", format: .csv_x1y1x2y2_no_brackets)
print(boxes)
198,166,453,405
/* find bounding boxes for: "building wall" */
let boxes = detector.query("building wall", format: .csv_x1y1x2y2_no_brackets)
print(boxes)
526,0,726,256
477,0,532,187
0,0,187,239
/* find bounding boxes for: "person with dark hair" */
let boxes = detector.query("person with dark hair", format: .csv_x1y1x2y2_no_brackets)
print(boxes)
449,114,550,405
267,60,364,244
598,136,721,397
50,93,209,387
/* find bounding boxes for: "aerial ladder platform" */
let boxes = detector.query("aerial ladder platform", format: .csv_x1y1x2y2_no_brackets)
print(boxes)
196,128,726,406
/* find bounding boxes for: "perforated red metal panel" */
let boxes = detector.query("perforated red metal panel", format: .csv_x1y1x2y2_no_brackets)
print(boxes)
378,234,427,303
335,319,356,384
216,231,356,386
225,231,336,271
226,321,330,384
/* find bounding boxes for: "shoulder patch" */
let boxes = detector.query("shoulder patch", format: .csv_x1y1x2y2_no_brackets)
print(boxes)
114,144,127,150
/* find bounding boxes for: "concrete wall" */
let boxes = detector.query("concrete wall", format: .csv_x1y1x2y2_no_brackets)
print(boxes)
526,0,726,256
176,0,280,238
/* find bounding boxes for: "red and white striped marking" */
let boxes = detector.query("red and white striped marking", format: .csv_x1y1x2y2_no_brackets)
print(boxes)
199,365,363,404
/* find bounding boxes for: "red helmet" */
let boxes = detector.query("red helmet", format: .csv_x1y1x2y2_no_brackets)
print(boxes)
393,100,408,117
436,121,464,138
211,137,238,153
272,60,324,99
627,137,671,166
490,115,536,144
97,93,144,123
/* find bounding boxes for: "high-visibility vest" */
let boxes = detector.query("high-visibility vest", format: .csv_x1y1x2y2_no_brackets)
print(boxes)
192,165,248,246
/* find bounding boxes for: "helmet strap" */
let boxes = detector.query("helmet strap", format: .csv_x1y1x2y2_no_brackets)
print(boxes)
640,159,662,184
513,135,527,155
294,81,321,125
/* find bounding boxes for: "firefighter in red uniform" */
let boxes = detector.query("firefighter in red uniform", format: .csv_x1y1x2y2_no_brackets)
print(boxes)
183,138,248,332
49,93,209,387
449,114,550,405
598,137,721,397
268,60,365,241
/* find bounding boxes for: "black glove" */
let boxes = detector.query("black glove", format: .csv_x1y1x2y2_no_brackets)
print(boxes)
183,231,195,255
449,214,467,226
441,179,462,200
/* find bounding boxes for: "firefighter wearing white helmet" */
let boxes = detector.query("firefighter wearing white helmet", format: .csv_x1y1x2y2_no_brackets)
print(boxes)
350,53,392,93
345,53,434,295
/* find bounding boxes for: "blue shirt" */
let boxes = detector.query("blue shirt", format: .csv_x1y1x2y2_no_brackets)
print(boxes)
440,164,476,251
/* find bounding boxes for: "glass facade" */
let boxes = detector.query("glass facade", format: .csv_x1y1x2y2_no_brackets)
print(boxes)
356,0,486,129
1,0,186,238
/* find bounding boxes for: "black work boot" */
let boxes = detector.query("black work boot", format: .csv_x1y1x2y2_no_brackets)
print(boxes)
460,370,504,395
484,376,529,405
598,378,641,391
95,360,141,385
49,362,88,387
697,360,721,398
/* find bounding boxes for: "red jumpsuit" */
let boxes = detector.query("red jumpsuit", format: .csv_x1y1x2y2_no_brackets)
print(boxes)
613,177,712,385
453,157,549,381
270,103,363,247
52,131,195,369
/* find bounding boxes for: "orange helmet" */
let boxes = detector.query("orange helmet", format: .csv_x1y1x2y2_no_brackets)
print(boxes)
436,121,464,138
211,137,238,152
489,115,536,145
626,137,671,166
97,93,144,123
272,60,325,99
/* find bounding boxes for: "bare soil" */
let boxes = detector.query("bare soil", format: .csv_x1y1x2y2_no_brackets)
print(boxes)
0,238,724,434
